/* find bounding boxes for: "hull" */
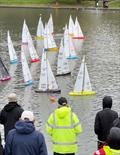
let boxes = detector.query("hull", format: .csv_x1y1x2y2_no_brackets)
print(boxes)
56,72,71,76
35,36,44,40
67,56,79,59
69,91,96,96
0,76,11,81
10,59,18,64
48,47,59,52
35,89,61,93
25,80,33,86
72,36,86,39
30,58,40,63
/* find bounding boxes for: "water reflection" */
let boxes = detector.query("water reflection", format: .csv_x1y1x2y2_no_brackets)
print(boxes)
0,8,120,155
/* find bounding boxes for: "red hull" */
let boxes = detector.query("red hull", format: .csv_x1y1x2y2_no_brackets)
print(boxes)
30,58,40,63
0,76,11,81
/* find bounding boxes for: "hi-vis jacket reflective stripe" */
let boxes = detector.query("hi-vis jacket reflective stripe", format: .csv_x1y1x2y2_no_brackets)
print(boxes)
94,146,120,155
46,106,82,154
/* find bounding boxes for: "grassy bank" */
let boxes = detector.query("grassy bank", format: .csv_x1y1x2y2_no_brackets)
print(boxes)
0,0,120,8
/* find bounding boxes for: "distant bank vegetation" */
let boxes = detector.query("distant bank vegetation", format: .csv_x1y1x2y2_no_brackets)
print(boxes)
0,0,120,7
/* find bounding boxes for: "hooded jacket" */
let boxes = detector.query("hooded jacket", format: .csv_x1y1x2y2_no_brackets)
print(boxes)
94,96,118,141
0,133,3,155
46,106,82,154
0,102,23,140
94,127,120,155
5,120,48,155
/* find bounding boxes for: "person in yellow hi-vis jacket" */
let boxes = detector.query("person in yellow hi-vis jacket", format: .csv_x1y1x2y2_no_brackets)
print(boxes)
46,97,82,155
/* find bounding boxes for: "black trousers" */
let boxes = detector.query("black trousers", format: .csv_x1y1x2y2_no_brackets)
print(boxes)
54,153,75,155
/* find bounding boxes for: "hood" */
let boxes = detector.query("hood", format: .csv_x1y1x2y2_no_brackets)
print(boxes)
102,96,112,109
55,106,71,119
3,102,20,112
15,120,35,134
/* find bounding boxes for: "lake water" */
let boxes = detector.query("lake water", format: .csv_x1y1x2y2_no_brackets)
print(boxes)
0,7,120,155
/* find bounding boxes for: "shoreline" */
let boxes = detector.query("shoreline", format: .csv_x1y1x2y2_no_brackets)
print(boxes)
0,4,120,11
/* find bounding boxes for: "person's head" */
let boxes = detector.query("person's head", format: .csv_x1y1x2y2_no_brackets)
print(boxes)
8,93,17,102
58,97,67,106
107,127,120,150
21,110,35,122
102,96,112,109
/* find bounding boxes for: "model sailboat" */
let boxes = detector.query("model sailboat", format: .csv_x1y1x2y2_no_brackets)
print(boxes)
69,55,96,96
21,48,33,86
35,51,61,93
36,16,44,40
56,39,71,76
7,31,18,64
72,17,85,39
0,57,11,81
44,24,58,52
64,25,78,59
22,20,30,44
27,31,40,63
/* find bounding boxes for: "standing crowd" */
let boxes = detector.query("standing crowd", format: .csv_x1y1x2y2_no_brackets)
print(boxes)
0,93,120,155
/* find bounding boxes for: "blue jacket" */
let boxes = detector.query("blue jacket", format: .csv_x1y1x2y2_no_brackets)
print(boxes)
4,120,48,155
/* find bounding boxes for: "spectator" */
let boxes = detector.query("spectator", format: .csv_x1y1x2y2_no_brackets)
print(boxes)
94,96,118,149
4,110,48,155
0,93,24,140
93,127,120,155
113,117,120,128
103,0,109,8
95,0,99,7
0,133,3,155
46,97,82,155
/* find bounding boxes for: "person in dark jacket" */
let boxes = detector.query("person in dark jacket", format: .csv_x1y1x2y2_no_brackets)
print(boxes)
93,127,120,155
4,110,48,155
94,96,118,149
103,0,109,8
113,117,120,128
0,133,3,155
0,93,24,140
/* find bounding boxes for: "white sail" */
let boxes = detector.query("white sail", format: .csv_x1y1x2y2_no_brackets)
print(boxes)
73,56,86,92
43,24,48,51
37,51,60,92
84,63,92,91
21,50,33,85
47,14,54,34
44,24,58,51
38,51,48,91
22,20,29,44
68,15,74,36
57,39,70,75
7,31,18,64
47,59,59,90
63,26,77,59
73,17,84,39
36,16,44,39
47,32,57,49
27,31,40,62
68,36,77,58
69,55,95,95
